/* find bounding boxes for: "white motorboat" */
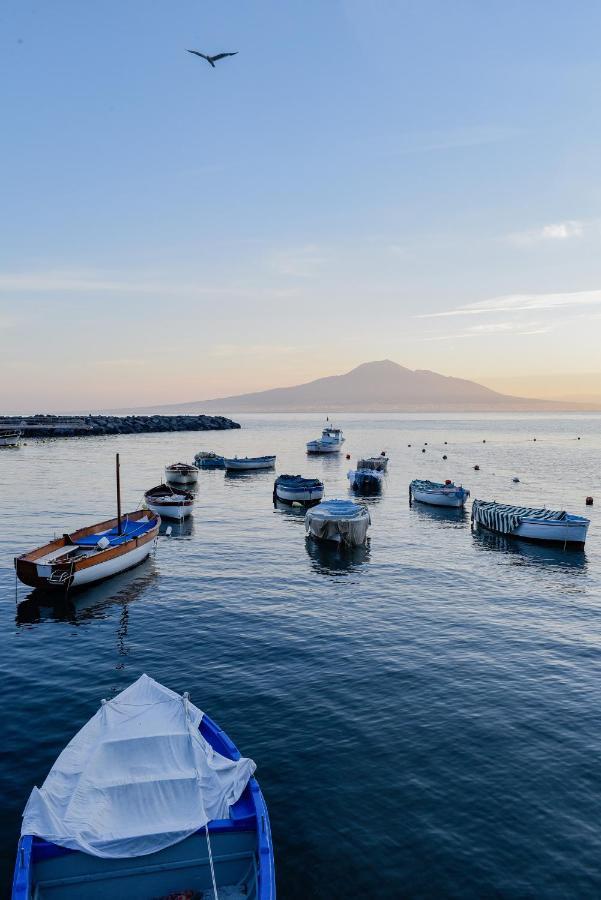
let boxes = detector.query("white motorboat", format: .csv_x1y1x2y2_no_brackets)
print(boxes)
224,455,276,471
306,423,345,454
305,499,371,546
0,430,22,448
471,500,590,548
410,479,470,508
165,462,199,485
144,483,194,520
274,474,324,505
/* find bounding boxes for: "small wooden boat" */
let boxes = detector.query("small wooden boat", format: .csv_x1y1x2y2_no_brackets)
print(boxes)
410,479,470,508
0,429,22,447
274,474,324,505
348,468,383,494
357,455,388,472
194,449,225,469
306,423,345,454
224,455,276,471
12,674,275,900
305,499,370,546
14,511,159,591
165,462,199,485
144,483,194,520
15,454,160,592
471,499,590,548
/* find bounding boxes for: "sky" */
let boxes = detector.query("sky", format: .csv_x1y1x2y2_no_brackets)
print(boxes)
2,0,601,412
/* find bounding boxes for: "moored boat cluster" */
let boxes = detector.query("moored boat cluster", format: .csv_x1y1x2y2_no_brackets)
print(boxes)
10,419,593,899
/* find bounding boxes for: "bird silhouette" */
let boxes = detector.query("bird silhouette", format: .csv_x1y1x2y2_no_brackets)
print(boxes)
187,50,238,68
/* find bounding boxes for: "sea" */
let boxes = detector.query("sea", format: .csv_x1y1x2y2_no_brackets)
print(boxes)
1,413,600,898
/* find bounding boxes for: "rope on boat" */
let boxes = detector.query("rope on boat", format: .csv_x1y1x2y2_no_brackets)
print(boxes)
205,822,219,900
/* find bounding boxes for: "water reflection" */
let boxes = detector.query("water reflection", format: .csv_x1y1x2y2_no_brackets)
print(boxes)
273,498,307,518
16,561,158,625
410,502,467,528
471,528,588,571
305,536,370,575
159,517,195,538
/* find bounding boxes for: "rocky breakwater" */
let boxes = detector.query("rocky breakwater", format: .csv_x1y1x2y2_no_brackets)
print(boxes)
0,414,241,438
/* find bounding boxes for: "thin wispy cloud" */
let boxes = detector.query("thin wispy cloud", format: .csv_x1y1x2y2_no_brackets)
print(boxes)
418,289,601,318
508,220,584,245
0,270,299,300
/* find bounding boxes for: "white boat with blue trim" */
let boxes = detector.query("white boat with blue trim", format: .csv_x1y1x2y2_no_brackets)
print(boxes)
274,474,324,505
306,422,345,454
224,455,276,471
471,499,589,548
410,479,470,508
12,674,275,900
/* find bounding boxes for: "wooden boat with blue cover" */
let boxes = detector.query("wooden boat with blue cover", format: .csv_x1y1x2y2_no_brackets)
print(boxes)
12,675,276,900
471,499,590,548
14,511,160,591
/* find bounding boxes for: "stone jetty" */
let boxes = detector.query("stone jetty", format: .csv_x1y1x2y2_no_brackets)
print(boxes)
0,414,240,438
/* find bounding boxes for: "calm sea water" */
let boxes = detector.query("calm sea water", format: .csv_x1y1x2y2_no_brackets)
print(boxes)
1,413,600,898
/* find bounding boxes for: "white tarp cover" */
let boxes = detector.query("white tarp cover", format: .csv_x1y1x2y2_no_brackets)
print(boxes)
305,499,370,545
21,674,256,858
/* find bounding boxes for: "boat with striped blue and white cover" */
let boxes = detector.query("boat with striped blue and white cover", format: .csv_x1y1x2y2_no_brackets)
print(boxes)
410,479,470,508
274,474,324,505
471,499,589,548
12,675,275,900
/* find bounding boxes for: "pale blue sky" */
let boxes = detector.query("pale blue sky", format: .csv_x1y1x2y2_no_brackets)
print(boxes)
2,1,601,411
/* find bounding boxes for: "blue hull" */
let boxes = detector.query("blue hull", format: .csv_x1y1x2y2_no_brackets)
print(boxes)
13,714,275,900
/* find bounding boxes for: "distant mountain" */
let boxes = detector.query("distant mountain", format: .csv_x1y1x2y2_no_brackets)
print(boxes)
120,360,594,414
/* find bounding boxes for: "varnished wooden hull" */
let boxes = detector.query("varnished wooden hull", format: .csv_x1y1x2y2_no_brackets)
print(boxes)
15,511,160,591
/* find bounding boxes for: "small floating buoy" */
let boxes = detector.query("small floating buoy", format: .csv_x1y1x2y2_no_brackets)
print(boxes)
533,437,536,441
424,442,428,446
381,450,386,456
442,454,447,460
512,477,520,483
408,444,411,448
445,479,452,485
346,453,351,460
421,448,426,453
577,436,581,440
474,465,480,471
586,496,593,506
444,441,447,445
482,439,486,443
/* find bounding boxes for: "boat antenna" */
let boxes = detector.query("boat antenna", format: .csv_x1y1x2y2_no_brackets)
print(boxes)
116,452,122,535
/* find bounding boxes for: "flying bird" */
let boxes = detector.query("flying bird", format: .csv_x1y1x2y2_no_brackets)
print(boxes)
187,50,238,68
